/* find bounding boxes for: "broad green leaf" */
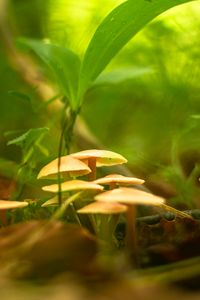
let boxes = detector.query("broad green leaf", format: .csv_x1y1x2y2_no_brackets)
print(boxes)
93,66,152,86
79,0,196,99
19,39,81,110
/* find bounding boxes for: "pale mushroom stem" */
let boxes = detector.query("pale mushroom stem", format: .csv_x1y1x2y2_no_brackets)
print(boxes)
88,157,97,181
125,205,138,264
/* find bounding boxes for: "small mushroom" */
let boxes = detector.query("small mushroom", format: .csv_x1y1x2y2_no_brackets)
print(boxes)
78,202,127,249
78,201,127,215
94,174,144,189
37,156,91,180
70,149,127,181
0,200,28,226
42,180,104,193
95,187,165,264
41,180,104,223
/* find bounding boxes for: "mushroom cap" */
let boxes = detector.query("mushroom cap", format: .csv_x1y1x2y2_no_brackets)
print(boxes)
77,201,127,215
42,180,104,193
0,200,28,210
95,187,165,206
37,156,91,179
70,149,127,167
94,174,144,186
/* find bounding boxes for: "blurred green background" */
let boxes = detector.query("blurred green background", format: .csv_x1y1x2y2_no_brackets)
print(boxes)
0,0,200,207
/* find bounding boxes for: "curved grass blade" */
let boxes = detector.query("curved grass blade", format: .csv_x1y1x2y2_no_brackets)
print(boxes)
158,204,192,219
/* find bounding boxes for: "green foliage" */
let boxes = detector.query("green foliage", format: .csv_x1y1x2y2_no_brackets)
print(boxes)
18,0,196,109
78,0,196,99
7,127,49,159
1,1,200,288
19,39,81,110
1,0,199,204
7,128,49,189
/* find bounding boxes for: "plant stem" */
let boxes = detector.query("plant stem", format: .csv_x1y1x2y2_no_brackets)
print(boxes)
57,106,78,206
69,202,82,226
52,191,83,221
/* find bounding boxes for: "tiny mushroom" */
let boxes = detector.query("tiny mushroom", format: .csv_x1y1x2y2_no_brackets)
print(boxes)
37,156,91,180
70,149,127,181
78,202,127,247
94,173,144,189
42,180,104,207
42,180,104,194
42,180,104,226
95,187,165,263
0,200,28,226
77,201,127,215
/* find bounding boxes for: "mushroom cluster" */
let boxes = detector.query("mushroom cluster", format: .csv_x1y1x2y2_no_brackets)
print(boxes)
37,149,167,260
38,149,148,252
38,149,131,210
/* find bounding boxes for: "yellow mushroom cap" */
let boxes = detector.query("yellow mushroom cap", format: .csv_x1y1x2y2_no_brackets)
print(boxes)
42,180,104,193
77,201,127,215
70,149,127,167
0,200,28,210
94,174,144,186
37,156,91,179
95,187,165,206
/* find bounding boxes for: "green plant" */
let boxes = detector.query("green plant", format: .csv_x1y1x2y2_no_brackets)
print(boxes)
5,127,49,199
18,0,196,155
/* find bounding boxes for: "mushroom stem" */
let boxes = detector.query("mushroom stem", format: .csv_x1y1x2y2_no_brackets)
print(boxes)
0,210,7,226
88,157,97,181
125,205,138,264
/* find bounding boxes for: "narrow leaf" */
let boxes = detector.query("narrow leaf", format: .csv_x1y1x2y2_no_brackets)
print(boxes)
79,0,196,98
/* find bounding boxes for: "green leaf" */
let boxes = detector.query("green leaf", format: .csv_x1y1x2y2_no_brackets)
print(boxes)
19,39,81,110
8,127,49,151
93,66,152,86
79,0,196,99
8,128,49,165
